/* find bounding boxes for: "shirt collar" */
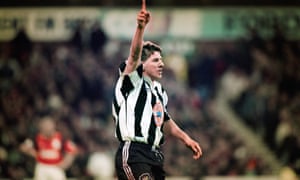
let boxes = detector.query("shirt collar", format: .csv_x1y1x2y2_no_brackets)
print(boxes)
144,75,152,86
144,75,159,90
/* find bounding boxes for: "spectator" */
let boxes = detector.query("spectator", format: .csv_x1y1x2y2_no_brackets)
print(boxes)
19,116,78,180
10,27,32,67
89,21,108,55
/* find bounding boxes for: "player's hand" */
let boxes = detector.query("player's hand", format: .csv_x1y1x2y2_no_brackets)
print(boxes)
137,10,150,29
57,163,67,170
185,139,203,160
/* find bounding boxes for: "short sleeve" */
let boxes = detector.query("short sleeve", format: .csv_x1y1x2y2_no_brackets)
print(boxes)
64,140,78,155
118,62,143,96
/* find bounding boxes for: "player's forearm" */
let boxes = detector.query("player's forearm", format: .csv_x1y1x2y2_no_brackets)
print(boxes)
22,148,37,158
125,9,149,74
28,149,37,158
59,153,75,170
129,26,145,64
165,119,192,145
172,127,192,145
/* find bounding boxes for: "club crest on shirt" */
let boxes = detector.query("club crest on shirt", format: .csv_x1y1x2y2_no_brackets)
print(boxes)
51,138,62,150
153,102,164,127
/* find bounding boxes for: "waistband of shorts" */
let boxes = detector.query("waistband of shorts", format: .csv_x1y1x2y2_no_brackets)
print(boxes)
36,162,61,167
120,141,160,151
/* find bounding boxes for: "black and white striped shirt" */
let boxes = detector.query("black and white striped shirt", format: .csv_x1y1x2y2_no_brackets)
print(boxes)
112,62,170,148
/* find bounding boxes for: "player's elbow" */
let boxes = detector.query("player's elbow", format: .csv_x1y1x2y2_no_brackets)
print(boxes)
164,120,180,137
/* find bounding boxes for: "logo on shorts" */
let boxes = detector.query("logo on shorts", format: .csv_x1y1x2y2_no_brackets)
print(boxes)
139,173,152,180
153,102,164,127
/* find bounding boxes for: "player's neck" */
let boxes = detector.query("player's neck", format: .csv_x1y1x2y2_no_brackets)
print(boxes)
42,131,56,138
143,74,154,85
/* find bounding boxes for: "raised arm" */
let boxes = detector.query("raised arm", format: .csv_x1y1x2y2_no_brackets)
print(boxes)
123,7,150,74
164,119,203,159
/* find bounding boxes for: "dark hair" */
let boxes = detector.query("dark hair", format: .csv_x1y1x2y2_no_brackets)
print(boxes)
141,41,162,61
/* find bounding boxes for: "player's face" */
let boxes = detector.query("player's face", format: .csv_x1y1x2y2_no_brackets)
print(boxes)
39,117,56,137
143,51,164,81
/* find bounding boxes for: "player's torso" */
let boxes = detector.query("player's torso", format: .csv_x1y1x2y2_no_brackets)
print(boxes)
35,132,63,164
114,76,167,146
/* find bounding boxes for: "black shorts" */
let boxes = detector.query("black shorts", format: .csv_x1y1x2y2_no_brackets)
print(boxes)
115,141,165,180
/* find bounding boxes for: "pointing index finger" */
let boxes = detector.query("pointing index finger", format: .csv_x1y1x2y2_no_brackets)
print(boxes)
142,0,146,10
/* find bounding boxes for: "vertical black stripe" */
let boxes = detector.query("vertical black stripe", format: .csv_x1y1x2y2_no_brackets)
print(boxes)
116,117,122,141
119,62,126,73
113,96,122,141
147,91,157,145
163,111,170,122
134,83,147,137
121,75,134,99
155,87,163,103
137,64,143,78
151,92,156,107
113,96,120,115
147,116,156,146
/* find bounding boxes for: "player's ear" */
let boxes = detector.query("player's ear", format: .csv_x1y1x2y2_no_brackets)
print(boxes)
141,61,145,71
140,60,147,72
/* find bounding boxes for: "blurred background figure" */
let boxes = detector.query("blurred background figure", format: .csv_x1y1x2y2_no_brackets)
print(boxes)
10,26,33,68
19,116,78,180
86,151,114,180
89,21,108,55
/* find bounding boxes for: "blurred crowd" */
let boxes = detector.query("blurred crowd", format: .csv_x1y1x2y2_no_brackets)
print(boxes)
229,26,300,175
0,21,299,180
189,24,300,176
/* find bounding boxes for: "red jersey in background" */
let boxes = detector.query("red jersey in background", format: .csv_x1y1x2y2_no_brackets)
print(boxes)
35,132,77,165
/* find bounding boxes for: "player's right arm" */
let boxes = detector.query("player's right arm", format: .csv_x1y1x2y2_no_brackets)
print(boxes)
19,138,37,158
123,8,150,75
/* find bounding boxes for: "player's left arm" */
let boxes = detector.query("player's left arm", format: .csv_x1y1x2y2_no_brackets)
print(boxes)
163,119,202,159
58,140,78,170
